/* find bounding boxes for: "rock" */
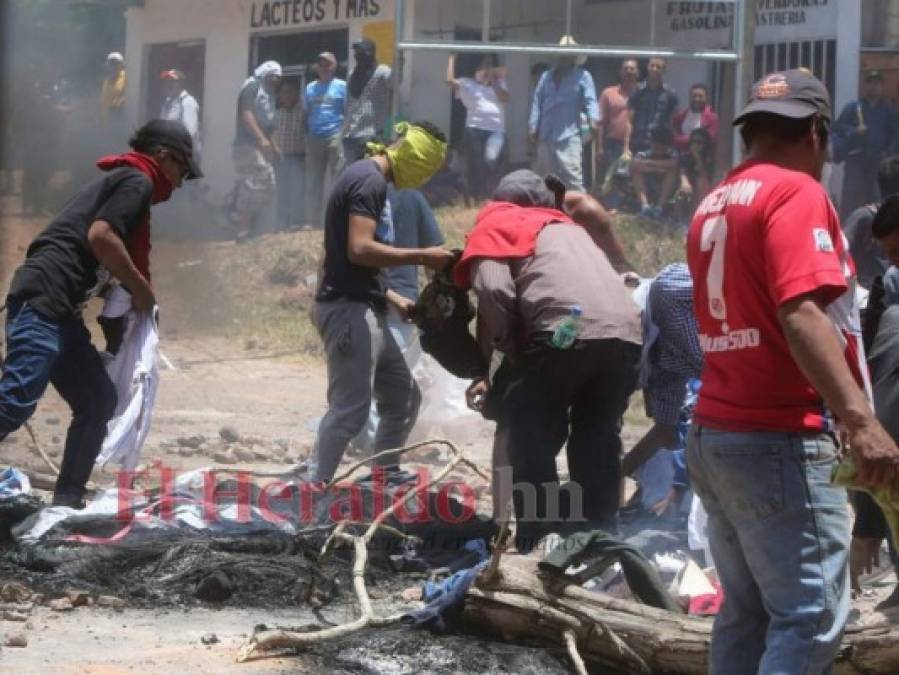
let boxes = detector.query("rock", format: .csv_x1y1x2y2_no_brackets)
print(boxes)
242,435,264,446
200,632,219,645
47,449,60,459
64,589,89,607
0,582,31,603
213,450,236,465
96,595,125,609
283,455,295,464
51,435,61,444
273,438,290,451
45,417,60,426
176,434,206,449
252,446,269,461
195,571,233,602
270,444,287,457
219,426,241,444
232,445,255,463
0,611,28,622
48,598,73,612
178,446,197,458
3,632,27,647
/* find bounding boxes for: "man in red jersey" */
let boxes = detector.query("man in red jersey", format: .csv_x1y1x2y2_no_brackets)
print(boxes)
686,70,899,674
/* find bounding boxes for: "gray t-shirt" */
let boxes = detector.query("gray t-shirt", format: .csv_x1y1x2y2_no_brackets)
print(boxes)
843,203,888,289
235,78,276,146
381,186,444,301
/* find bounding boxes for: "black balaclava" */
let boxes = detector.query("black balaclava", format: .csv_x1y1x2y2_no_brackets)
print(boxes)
348,39,376,99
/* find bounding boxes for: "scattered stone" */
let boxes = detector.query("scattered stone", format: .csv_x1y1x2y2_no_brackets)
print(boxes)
64,589,89,607
273,438,290,451
283,455,295,465
3,632,27,647
232,445,255,463
212,450,237,465
219,426,241,444
30,594,44,606
96,595,125,609
45,417,60,426
1,611,28,622
195,571,233,602
0,582,31,603
51,435,61,444
200,632,219,645
47,448,60,459
176,434,206,449
48,598,73,612
299,441,313,458
178,446,197,458
252,446,269,461
270,444,287,458
242,434,264,446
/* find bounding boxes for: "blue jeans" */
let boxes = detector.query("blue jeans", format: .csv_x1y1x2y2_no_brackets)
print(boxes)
463,127,505,199
687,426,850,675
535,134,585,193
0,299,117,502
276,154,305,229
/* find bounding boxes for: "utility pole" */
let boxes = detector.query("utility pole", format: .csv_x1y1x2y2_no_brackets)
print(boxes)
733,0,757,162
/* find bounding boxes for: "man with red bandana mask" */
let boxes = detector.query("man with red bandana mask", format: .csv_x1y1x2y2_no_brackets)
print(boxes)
0,119,201,508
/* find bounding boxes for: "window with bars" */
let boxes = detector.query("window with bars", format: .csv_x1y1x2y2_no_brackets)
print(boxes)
754,38,837,100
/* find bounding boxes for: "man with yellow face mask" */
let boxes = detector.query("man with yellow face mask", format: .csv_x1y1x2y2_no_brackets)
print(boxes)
311,121,454,482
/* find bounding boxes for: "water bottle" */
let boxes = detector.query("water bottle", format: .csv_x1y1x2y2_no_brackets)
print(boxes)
551,305,582,349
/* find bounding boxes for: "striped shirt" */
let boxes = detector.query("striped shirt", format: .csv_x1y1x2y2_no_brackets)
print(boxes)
344,64,392,140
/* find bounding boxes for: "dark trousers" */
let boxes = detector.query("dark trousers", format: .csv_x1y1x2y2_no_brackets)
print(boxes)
496,338,639,547
463,127,505,200
0,299,117,502
841,154,881,219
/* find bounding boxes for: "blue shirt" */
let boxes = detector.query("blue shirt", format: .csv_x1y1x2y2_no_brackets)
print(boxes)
641,263,703,427
528,67,599,142
380,185,444,301
834,98,898,160
305,78,346,138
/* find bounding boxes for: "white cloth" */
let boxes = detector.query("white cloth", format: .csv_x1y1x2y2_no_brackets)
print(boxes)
96,286,160,472
160,90,201,148
254,60,282,79
682,110,703,134
456,77,506,132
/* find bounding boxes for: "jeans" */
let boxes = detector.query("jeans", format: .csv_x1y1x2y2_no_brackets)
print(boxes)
343,136,372,165
535,134,585,192
276,154,305,229
687,426,850,675
312,299,421,482
305,133,344,229
0,299,117,502
496,338,639,547
463,127,505,199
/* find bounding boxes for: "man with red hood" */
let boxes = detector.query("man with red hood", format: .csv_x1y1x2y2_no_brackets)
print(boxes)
0,119,200,508
457,169,641,549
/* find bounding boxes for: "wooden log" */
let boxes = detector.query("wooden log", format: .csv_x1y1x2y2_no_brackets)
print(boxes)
462,555,899,675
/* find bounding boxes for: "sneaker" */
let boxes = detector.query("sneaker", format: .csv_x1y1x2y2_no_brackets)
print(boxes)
650,205,664,219
52,494,86,509
640,203,654,217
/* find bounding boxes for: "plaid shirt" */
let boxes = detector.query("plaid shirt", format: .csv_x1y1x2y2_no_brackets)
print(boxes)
344,64,392,140
274,106,305,156
642,263,703,426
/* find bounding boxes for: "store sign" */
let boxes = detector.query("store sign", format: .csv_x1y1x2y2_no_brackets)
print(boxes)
660,1,837,49
250,0,384,29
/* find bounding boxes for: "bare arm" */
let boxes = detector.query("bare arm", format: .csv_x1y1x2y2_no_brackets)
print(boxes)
385,288,415,319
563,191,635,273
445,54,460,90
87,220,155,310
778,293,899,488
492,76,510,103
348,213,452,270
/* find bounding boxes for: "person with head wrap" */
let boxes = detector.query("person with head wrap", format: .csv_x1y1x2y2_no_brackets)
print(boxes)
0,119,200,509
232,60,282,241
457,169,641,550
304,52,346,229
311,121,453,482
343,39,393,164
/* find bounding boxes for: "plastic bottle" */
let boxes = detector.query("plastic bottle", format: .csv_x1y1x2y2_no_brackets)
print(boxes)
551,305,582,349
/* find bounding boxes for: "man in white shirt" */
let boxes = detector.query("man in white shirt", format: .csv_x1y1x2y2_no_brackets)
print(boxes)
446,53,508,200
160,69,200,153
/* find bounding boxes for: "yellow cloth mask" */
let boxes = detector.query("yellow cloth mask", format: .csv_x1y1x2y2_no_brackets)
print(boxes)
367,122,447,189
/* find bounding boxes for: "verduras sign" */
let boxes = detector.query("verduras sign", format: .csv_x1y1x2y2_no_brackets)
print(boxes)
249,0,384,30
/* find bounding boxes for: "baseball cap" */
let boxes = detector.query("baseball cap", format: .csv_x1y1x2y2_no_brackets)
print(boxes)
140,119,203,180
733,69,832,125
107,52,124,63
492,169,556,208
317,51,337,65
866,69,884,82
160,69,185,81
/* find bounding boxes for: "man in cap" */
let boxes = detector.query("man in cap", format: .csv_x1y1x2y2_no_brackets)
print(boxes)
100,52,127,146
458,169,640,550
686,70,899,673
160,69,200,150
834,69,898,218
343,39,392,164
0,119,200,509
528,36,600,193
311,121,453,482
233,60,281,241
305,51,346,229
